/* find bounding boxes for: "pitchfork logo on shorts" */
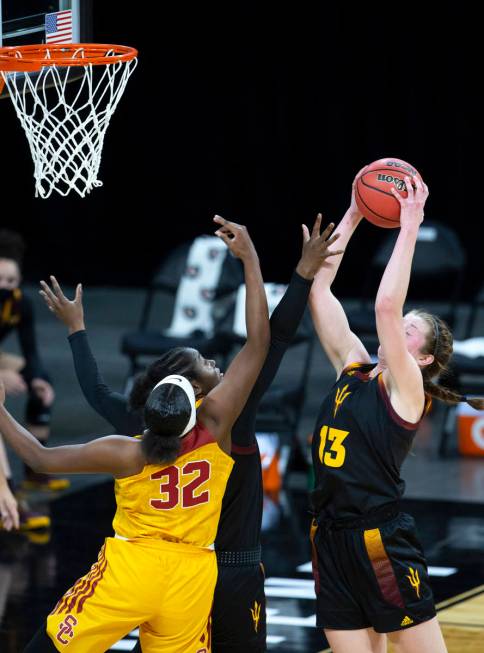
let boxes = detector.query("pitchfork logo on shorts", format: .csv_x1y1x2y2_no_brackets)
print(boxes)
406,566,421,598
56,614,78,645
250,600,261,633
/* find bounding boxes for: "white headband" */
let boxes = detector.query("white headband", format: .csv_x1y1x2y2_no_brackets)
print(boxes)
153,374,197,438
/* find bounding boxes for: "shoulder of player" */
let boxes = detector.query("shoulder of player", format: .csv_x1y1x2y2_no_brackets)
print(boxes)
108,435,145,477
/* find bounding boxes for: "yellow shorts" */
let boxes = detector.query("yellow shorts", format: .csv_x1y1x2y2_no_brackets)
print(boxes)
46,536,216,653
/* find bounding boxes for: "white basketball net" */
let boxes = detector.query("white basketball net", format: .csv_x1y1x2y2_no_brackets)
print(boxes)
1,47,137,198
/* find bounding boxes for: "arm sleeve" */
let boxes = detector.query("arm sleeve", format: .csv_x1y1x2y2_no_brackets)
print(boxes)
68,330,141,434
231,271,312,446
17,296,46,382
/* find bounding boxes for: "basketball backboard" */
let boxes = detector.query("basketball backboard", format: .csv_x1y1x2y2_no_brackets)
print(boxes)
0,1,91,47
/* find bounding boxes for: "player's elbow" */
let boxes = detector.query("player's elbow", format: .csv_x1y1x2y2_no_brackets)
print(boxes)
375,295,400,317
26,446,53,473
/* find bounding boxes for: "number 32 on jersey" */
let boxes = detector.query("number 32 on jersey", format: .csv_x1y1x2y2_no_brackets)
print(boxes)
318,426,349,468
150,461,211,510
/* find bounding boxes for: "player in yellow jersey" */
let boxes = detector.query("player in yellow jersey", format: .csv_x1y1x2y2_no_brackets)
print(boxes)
0,216,270,653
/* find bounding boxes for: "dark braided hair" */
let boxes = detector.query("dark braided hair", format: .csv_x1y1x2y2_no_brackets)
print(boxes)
0,229,26,268
129,347,200,414
142,383,192,464
411,309,484,410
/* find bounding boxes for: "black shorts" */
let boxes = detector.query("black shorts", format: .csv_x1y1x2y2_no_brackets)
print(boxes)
212,563,266,653
311,510,436,633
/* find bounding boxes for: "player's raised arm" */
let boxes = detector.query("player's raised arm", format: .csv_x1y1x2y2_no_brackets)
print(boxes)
309,168,371,377
374,176,430,421
198,217,270,451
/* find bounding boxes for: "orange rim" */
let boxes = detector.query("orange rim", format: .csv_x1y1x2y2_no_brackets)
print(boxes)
0,43,138,73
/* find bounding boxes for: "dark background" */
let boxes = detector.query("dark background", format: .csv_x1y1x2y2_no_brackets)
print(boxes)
1,4,481,297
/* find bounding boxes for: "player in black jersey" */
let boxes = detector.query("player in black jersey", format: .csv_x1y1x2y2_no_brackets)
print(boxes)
39,215,343,652
308,173,483,653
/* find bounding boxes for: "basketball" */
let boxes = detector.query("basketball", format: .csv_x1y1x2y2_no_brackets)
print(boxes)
355,158,423,228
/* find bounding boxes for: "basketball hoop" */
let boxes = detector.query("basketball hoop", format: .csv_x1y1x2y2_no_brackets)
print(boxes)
0,44,138,198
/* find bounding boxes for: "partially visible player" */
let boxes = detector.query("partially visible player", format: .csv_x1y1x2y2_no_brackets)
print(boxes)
1,215,269,652
0,230,64,492
0,462,19,531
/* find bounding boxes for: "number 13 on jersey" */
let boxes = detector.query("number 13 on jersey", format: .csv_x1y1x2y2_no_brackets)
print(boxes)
319,426,349,468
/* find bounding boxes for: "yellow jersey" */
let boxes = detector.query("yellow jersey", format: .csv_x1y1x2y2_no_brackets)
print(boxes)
112,422,233,548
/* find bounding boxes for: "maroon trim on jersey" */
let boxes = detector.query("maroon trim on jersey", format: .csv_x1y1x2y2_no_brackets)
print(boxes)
231,443,258,455
377,375,426,431
340,362,375,381
180,421,216,456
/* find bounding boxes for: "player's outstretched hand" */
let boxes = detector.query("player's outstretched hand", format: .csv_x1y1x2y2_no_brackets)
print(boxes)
296,214,345,279
214,215,258,262
40,276,85,334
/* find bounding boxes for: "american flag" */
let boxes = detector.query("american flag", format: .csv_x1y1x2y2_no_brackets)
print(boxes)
45,10,73,44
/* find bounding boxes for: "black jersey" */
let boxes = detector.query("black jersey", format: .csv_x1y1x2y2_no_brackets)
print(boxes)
311,363,430,520
0,288,46,381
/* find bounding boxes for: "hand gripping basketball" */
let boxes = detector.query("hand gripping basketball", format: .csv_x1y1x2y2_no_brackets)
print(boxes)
355,157,424,228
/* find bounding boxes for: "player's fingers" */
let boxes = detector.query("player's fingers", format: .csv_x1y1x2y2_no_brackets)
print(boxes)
39,280,58,304
310,213,322,239
324,249,345,258
214,215,244,231
404,176,414,199
214,230,233,247
39,291,56,312
324,232,341,248
1,497,19,530
301,224,310,243
50,276,67,302
413,175,424,194
390,187,404,204
75,283,83,303
213,214,227,226
320,222,336,241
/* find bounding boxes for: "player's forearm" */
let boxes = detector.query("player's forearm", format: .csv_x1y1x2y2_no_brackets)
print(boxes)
0,466,8,489
270,271,311,344
375,224,419,314
0,406,47,470
312,208,362,292
243,253,270,350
